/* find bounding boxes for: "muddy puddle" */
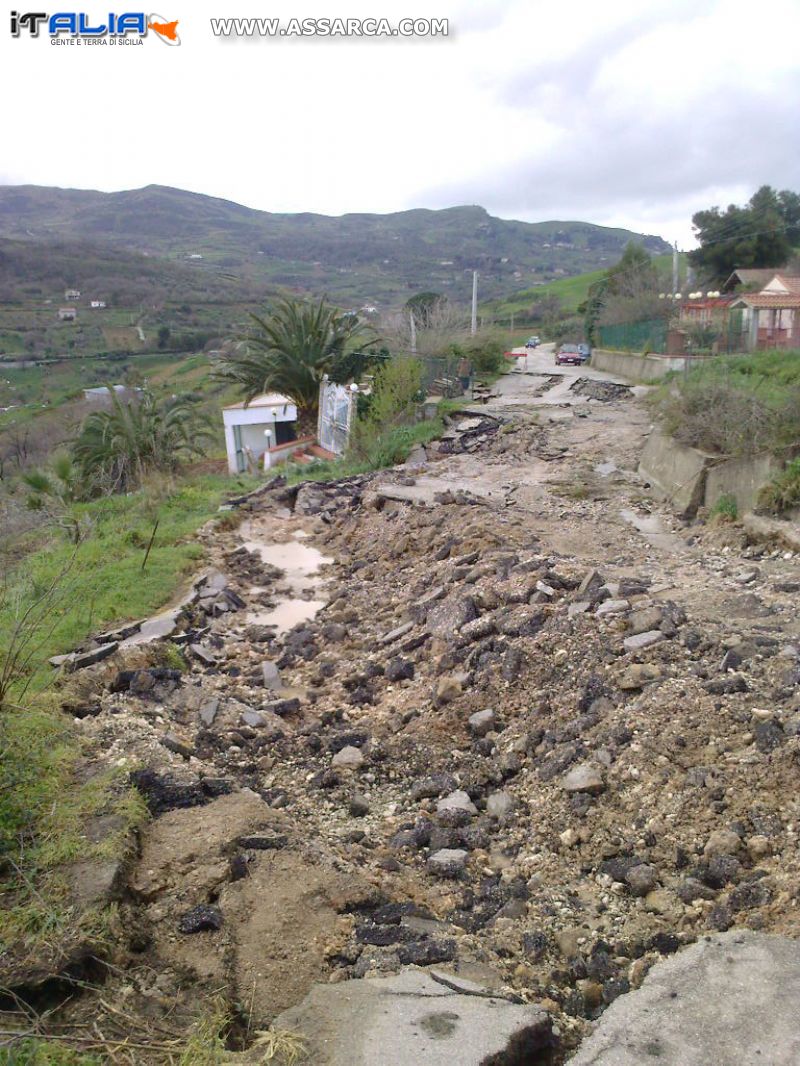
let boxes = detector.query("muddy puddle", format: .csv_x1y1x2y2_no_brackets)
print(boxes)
240,525,332,635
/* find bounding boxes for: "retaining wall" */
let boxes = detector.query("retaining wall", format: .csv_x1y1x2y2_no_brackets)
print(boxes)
639,429,783,517
591,349,685,383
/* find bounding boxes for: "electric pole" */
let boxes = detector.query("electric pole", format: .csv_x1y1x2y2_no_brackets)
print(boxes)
409,311,417,355
471,270,478,335
672,241,679,296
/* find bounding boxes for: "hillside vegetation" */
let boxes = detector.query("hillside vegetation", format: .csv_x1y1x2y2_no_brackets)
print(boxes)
0,184,671,307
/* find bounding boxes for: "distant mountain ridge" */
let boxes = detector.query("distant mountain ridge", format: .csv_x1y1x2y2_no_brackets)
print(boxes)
0,184,671,307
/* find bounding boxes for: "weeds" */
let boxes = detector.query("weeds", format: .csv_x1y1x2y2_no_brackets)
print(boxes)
757,457,800,515
650,350,800,458
708,493,739,523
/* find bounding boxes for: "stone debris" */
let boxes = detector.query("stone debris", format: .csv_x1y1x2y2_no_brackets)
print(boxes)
55,366,800,1059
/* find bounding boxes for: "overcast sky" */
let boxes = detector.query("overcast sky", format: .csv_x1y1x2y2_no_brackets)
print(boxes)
2,0,799,247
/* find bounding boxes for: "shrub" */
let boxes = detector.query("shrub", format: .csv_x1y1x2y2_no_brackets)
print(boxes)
757,457,800,515
350,356,423,463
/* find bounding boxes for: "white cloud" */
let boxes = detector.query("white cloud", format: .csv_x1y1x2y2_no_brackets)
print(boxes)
1,0,798,246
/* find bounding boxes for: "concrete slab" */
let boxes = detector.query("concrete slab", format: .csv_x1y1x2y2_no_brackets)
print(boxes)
569,931,800,1065
272,967,551,1066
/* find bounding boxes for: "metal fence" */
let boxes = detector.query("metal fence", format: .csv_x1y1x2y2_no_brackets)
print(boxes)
597,319,668,353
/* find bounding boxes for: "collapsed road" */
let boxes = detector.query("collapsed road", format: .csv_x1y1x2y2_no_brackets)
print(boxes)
18,346,800,1063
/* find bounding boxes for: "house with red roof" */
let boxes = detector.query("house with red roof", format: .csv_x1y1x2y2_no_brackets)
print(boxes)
727,272,800,350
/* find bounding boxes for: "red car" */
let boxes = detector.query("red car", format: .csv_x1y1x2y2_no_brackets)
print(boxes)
555,343,584,366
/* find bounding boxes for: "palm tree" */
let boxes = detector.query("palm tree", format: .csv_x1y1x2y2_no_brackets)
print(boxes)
71,387,214,494
23,452,86,542
216,297,375,432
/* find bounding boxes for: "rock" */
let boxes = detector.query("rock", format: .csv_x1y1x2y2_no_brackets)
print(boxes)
271,966,554,1065
624,631,665,652
628,607,664,635
746,835,772,860
427,595,477,639
625,863,659,897
643,888,681,920
555,927,582,957
261,660,283,691
678,877,718,904
238,833,287,850
385,658,415,683
189,643,218,666
435,676,463,704
410,774,457,801
486,791,514,819
753,720,785,753
178,904,223,934
379,621,415,646
468,708,496,736
349,794,371,817
569,931,800,1065
198,698,220,727
458,616,497,643
569,601,592,617
53,641,120,672
578,569,606,602
427,848,469,878
161,732,195,759
619,663,662,690
597,599,631,617
561,762,605,795
436,790,478,826
704,829,742,858
332,745,365,770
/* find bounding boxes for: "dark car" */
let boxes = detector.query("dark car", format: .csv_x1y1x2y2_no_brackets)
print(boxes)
525,335,540,348
577,343,591,362
555,343,584,366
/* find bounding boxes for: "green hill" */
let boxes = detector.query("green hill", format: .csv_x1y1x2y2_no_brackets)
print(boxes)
483,253,684,322
0,184,671,308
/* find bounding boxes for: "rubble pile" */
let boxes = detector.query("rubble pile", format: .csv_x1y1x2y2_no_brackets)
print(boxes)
69,426,800,1048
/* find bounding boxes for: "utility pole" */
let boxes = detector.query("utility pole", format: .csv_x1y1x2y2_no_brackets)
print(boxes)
471,270,478,335
409,311,417,355
510,311,514,336
672,241,679,296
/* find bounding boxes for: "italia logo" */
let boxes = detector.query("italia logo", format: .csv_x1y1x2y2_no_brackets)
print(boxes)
10,11,180,43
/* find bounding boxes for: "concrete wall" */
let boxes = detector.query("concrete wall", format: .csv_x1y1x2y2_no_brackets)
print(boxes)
591,349,686,383
639,429,711,517
639,428,784,517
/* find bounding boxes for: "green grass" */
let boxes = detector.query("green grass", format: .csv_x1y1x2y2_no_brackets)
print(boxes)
483,252,684,320
0,1042,102,1065
0,469,260,977
666,348,800,403
2,471,258,684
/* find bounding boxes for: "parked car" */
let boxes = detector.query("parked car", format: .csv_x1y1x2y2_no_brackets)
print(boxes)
525,335,540,348
555,343,584,366
577,343,591,362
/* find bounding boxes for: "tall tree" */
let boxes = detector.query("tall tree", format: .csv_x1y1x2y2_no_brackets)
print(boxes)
689,185,795,281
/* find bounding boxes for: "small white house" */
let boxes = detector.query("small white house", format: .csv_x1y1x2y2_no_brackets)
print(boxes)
64,288,81,300
58,307,77,321
90,300,107,309
222,393,299,474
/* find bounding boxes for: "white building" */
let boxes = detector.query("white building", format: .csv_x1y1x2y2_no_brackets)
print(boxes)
90,300,107,309
222,393,299,473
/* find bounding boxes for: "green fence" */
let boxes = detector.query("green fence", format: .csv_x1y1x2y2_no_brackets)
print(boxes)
598,319,668,353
